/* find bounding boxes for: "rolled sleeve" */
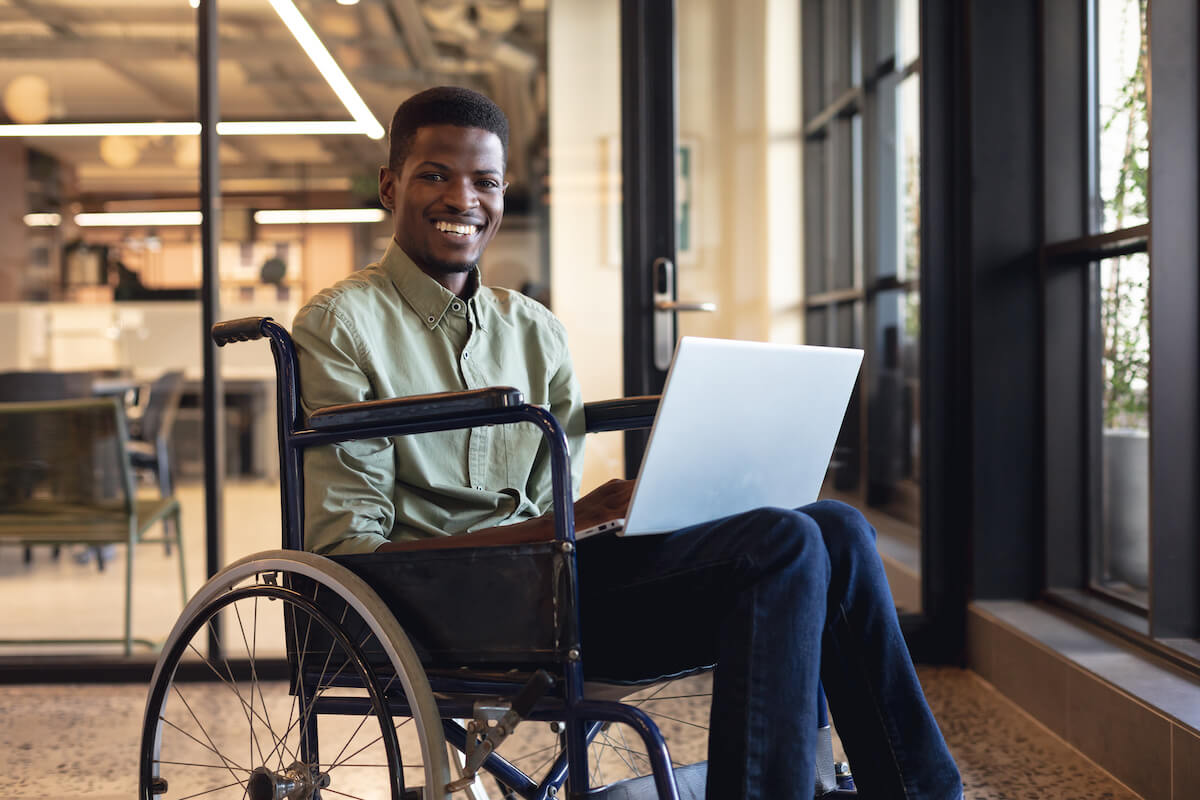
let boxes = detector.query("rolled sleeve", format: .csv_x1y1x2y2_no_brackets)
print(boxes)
526,337,586,514
293,303,396,555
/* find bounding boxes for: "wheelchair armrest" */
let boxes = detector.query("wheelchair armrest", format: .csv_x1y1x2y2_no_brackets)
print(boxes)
307,387,524,432
584,395,660,433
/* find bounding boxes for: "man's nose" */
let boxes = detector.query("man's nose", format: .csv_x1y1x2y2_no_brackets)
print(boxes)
442,178,479,211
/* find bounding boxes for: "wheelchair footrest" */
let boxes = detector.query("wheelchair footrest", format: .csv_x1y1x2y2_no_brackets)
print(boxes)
574,761,706,800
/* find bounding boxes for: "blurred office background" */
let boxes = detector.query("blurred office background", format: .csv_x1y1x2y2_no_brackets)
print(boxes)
1,0,1198,796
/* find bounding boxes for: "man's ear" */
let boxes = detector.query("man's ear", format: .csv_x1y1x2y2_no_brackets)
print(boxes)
378,166,394,211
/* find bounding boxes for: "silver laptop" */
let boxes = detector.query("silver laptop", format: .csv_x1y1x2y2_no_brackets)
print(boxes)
578,336,864,538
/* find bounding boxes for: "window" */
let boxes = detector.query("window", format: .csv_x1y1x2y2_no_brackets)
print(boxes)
1090,0,1151,607
802,0,923,612
1042,0,1200,650
1042,0,1151,614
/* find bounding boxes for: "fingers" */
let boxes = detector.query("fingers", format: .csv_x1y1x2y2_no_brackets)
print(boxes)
574,479,634,528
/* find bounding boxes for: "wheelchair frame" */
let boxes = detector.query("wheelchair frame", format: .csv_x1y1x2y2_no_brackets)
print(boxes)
140,315,856,800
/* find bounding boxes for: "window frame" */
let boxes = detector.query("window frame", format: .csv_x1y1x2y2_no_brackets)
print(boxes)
803,0,971,659
1040,0,1200,660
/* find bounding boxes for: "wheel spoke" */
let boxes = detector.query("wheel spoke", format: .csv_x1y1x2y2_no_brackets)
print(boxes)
524,743,563,779
145,566,443,800
165,688,247,785
594,728,640,778
503,741,559,766
293,597,350,746
158,717,251,774
184,640,298,767
174,779,248,800
155,759,253,770
230,602,269,771
326,708,375,771
631,709,707,731
248,593,280,767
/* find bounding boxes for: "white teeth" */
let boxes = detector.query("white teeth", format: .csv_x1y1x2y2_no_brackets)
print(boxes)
434,221,477,236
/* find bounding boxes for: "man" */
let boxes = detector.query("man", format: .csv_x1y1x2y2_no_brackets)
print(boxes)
293,86,961,800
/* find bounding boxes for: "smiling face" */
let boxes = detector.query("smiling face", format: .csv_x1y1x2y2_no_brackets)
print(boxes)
379,124,508,295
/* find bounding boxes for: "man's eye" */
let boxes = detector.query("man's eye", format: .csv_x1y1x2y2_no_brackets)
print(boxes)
477,180,500,189
420,173,446,182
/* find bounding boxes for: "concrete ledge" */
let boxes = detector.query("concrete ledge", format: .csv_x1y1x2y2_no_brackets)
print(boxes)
969,600,1200,800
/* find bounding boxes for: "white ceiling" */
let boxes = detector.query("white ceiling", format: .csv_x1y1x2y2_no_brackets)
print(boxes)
0,0,547,202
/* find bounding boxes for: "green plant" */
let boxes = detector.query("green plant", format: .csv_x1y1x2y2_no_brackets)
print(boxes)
1100,0,1149,430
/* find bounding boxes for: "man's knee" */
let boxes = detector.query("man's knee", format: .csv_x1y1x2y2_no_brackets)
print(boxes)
801,499,878,558
735,506,828,573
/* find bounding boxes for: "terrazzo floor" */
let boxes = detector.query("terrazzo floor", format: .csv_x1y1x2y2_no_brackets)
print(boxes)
0,482,1144,798
1,666,1141,799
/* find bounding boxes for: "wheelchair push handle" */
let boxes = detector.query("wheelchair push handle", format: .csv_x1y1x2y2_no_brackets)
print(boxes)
212,316,274,346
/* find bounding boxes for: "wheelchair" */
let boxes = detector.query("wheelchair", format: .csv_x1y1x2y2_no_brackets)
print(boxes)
138,316,858,800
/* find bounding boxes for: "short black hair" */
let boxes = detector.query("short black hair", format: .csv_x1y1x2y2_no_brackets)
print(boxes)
387,86,509,170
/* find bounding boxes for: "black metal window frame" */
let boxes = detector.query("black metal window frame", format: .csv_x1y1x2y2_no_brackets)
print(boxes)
1040,0,1200,667
803,0,969,661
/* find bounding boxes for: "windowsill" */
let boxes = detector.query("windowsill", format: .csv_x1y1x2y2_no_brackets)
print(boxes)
973,599,1200,732
969,599,1200,797
1044,588,1200,677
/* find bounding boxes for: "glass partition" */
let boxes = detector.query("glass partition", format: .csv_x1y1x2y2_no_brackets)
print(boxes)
0,3,206,656
0,0,550,663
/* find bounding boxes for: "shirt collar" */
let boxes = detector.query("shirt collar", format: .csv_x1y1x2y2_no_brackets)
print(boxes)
380,239,483,330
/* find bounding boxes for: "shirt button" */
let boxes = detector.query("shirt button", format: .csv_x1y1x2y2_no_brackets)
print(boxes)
462,351,470,359
451,302,462,311
426,315,435,323
475,485,483,491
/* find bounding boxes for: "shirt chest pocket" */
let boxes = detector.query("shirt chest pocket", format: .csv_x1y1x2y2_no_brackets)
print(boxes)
501,403,550,487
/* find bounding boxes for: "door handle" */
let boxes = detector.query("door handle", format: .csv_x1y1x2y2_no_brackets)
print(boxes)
654,300,717,312
651,258,718,370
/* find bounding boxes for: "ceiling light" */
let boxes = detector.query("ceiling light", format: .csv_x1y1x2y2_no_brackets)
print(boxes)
336,0,360,5
24,213,62,227
267,0,384,139
3,75,52,125
218,121,367,136
189,0,200,8
0,122,200,137
254,208,385,225
75,211,203,227
0,120,374,137
99,135,144,169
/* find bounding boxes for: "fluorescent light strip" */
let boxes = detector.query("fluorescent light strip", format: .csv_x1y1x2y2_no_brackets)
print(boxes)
0,121,371,137
0,122,200,137
75,211,203,227
24,213,63,227
70,209,383,227
267,0,385,140
254,208,385,225
219,120,367,136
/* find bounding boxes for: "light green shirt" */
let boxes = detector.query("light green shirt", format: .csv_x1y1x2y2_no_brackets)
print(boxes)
292,241,585,555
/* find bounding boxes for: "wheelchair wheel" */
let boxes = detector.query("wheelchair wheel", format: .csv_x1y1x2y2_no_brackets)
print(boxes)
584,673,711,790
478,672,712,797
139,550,451,800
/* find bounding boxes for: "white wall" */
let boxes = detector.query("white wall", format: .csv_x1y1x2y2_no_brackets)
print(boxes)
548,0,626,491
674,0,803,344
547,0,804,489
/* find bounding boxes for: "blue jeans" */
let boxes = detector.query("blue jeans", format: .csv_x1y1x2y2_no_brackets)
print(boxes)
577,499,962,800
